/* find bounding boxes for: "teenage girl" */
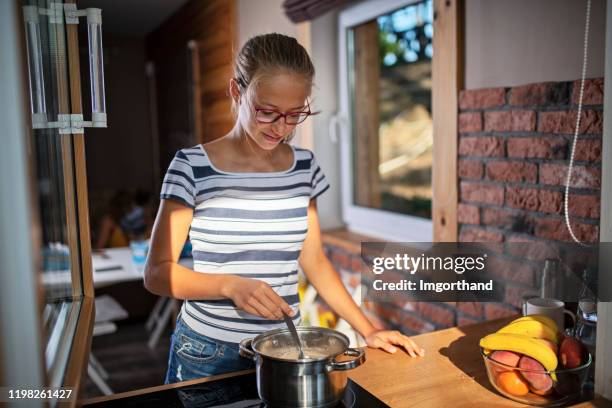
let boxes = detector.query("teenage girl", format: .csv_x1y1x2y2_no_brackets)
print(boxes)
144,33,425,384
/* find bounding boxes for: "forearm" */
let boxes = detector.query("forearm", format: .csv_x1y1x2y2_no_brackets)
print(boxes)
144,260,237,300
306,256,377,338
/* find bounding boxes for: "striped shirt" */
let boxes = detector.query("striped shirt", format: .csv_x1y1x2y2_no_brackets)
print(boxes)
160,144,329,343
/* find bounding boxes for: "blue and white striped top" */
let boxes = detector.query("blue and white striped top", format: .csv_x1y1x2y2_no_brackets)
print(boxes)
160,144,329,343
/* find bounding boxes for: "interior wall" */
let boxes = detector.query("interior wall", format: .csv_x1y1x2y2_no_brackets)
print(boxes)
310,11,343,229
147,0,236,145
465,0,607,89
237,0,297,49
85,37,153,192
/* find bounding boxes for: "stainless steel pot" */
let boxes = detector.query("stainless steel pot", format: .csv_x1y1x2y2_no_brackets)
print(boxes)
239,326,365,408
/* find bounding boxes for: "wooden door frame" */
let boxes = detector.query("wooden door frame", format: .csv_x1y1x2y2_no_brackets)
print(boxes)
432,0,462,242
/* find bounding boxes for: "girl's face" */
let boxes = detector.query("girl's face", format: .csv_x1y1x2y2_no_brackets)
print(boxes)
239,72,310,150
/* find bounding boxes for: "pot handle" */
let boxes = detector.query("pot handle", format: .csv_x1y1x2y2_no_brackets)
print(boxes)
239,338,256,361
328,348,365,371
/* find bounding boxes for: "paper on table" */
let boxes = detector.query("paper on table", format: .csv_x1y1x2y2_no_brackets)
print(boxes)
92,253,123,272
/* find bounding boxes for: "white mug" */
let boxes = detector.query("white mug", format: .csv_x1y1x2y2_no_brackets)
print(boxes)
522,297,576,331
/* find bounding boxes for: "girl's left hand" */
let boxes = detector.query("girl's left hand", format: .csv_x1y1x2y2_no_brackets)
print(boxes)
365,330,425,357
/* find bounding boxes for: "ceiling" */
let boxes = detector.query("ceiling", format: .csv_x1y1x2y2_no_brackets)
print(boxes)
77,0,191,38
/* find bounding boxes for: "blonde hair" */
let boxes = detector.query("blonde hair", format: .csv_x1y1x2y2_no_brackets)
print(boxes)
232,33,315,131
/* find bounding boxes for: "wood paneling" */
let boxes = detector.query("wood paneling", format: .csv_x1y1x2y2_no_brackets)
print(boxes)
353,21,381,208
432,0,463,242
147,0,237,146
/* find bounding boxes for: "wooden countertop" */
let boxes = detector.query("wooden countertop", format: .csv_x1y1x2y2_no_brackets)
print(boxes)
82,318,611,407
348,317,611,407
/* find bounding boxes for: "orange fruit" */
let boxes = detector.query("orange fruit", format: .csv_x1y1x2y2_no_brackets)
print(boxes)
497,371,530,396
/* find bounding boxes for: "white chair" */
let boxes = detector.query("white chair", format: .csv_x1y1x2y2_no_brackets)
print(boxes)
145,297,178,349
88,295,128,396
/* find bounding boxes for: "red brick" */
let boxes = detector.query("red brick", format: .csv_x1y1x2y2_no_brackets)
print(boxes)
504,187,562,214
458,112,483,133
486,161,537,183
418,302,455,328
539,164,600,189
508,83,550,106
457,203,480,225
457,315,481,327
458,159,483,179
481,208,518,229
459,136,504,157
484,303,519,320
572,78,604,105
459,227,504,243
460,182,504,205
568,194,600,218
401,301,419,312
459,88,506,109
505,235,561,261
371,304,402,326
486,256,535,285
456,302,484,318
331,251,350,269
484,110,536,132
538,110,603,134
535,217,599,243
505,187,539,212
538,189,563,214
350,256,363,273
507,137,567,159
505,285,538,309
574,139,602,162
401,313,435,333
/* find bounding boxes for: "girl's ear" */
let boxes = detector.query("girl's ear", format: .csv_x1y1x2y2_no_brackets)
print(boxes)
229,78,241,104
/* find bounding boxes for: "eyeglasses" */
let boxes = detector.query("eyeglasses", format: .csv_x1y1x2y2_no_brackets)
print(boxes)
253,99,319,125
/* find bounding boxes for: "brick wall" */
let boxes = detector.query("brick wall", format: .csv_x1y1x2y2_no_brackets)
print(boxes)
320,78,603,336
458,78,603,245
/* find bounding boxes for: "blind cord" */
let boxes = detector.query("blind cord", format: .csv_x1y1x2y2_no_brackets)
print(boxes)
564,0,592,246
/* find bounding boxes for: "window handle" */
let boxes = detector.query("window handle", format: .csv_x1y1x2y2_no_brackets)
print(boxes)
329,113,346,144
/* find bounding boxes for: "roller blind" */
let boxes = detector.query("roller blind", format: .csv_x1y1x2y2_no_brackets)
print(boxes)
283,0,353,22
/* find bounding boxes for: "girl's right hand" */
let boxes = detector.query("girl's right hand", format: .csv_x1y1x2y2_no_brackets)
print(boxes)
224,276,294,319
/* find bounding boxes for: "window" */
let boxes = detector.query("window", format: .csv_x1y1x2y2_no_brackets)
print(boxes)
339,0,434,241
6,0,99,392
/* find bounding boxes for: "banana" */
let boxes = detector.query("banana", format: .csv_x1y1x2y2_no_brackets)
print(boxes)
497,320,559,344
479,333,558,372
510,315,558,334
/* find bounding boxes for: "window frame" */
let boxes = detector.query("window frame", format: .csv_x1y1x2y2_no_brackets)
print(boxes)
0,0,95,402
338,0,438,242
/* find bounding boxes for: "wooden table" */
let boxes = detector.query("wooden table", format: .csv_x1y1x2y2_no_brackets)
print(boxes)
82,317,612,407
348,317,610,407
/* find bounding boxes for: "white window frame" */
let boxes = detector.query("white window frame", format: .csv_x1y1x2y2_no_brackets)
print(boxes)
338,0,434,242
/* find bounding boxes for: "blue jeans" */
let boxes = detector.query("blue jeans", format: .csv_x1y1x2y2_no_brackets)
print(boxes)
164,317,254,384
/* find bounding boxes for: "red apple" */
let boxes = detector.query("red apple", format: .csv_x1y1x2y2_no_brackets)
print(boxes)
559,337,583,369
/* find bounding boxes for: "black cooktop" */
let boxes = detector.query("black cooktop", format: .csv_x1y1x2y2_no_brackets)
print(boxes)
85,371,389,408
